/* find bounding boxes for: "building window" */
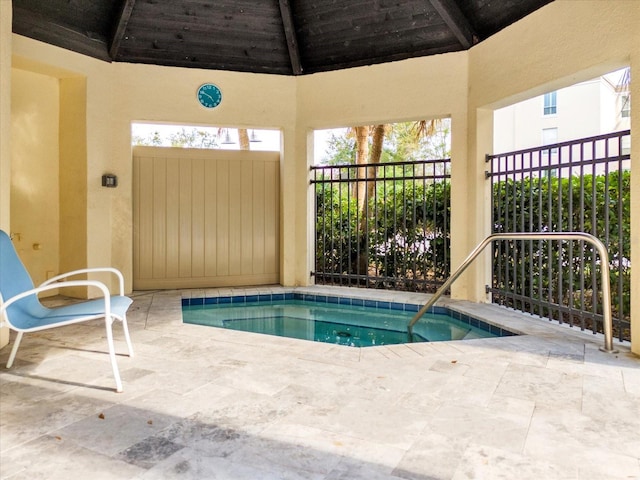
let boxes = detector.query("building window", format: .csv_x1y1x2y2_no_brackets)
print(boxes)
542,128,558,156
543,91,557,115
622,136,631,155
621,95,630,118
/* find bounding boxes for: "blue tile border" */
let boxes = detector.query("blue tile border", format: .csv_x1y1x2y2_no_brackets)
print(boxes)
181,292,518,338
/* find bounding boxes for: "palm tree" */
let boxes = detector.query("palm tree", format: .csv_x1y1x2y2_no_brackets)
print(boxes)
238,129,250,150
352,119,441,205
350,119,442,276
216,128,251,150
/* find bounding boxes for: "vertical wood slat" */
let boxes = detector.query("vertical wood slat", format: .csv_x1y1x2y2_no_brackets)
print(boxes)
178,159,192,278
216,159,230,277
137,157,154,280
264,160,279,273
228,161,242,276
241,159,254,276
204,160,217,277
191,157,205,278
132,157,141,279
165,158,180,278
253,161,266,274
132,146,280,289
152,157,166,279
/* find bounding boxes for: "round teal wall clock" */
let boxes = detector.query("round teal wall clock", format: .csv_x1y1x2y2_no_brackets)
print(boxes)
197,83,222,109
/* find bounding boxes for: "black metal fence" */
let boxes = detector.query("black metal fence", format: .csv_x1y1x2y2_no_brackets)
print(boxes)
487,130,631,341
311,159,451,292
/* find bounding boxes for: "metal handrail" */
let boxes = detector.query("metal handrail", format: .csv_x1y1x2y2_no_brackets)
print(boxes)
407,232,618,353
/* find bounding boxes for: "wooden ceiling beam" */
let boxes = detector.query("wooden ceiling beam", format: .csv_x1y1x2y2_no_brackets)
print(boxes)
109,0,136,60
428,0,476,49
278,0,303,75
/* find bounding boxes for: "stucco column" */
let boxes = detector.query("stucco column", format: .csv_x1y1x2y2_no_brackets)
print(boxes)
302,128,315,287
449,111,471,300
454,107,493,303
59,77,89,298
630,50,639,356
0,0,12,348
279,127,293,285
280,128,310,286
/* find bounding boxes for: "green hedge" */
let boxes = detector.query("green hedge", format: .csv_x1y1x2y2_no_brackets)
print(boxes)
315,180,450,291
315,169,630,339
492,170,631,335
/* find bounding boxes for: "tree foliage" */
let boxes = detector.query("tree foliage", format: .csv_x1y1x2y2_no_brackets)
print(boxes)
169,128,218,148
132,130,163,146
132,126,220,148
315,173,451,292
318,119,451,166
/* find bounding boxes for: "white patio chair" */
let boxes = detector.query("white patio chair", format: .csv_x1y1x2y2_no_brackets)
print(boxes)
0,230,134,392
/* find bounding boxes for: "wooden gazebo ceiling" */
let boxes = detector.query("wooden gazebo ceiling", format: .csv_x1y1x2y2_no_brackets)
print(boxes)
12,0,553,76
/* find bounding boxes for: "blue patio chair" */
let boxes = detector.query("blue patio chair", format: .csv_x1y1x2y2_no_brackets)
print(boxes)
0,230,134,392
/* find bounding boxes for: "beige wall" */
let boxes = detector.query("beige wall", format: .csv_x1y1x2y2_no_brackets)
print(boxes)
630,22,640,354
1,0,638,352
10,69,60,287
0,0,12,347
58,76,89,298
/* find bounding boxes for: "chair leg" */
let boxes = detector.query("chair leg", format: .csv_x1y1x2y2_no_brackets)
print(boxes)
121,314,134,358
6,331,24,368
105,317,124,393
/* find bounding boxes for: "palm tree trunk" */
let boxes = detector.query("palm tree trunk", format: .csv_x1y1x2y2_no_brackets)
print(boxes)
353,126,370,202
350,124,384,278
238,129,250,150
367,124,385,201
348,120,440,281
359,124,385,220
355,124,386,277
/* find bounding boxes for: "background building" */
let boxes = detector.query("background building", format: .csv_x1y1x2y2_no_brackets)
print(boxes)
494,69,630,154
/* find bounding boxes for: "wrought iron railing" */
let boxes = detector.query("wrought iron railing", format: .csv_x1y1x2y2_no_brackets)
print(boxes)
311,159,451,292
486,130,631,341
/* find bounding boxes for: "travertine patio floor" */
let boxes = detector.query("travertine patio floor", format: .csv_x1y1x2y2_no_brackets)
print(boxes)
1,286,639,479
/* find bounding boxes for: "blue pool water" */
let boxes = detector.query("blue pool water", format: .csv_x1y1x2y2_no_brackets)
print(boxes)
182,293,516,347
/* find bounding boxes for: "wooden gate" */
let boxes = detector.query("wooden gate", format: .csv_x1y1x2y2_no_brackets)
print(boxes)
133,146,280,289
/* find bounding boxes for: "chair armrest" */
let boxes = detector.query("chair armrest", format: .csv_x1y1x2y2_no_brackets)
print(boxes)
39,267,126,296
0,280,112,330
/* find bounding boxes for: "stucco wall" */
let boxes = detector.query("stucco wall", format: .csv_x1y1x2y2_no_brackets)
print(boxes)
630,19,640,355
0,0,12,347
10,68,60,287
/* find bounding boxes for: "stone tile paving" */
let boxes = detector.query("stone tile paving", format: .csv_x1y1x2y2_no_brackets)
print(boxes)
1,287,638,479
